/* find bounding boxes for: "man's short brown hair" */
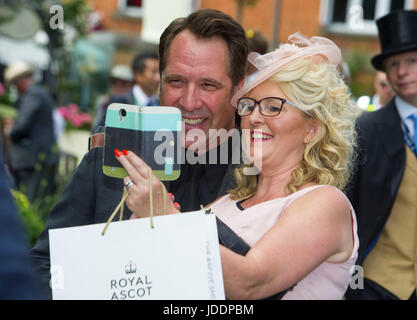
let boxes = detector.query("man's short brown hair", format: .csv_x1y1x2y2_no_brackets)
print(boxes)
159,9,248,87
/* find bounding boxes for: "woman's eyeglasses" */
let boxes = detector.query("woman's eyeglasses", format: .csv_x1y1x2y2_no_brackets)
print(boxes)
236,97,314,118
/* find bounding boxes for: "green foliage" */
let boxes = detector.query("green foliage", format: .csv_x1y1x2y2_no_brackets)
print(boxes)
60,0,90,35
11,190,45,247
10,154,75,247
235,0,259,6
344,50,375,99
0,4,14,24
0,104,17,119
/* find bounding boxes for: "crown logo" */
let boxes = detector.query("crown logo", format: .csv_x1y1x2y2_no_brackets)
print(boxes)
125,261,137,274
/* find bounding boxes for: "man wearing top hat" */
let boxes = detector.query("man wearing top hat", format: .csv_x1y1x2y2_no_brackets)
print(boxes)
345,10,417,300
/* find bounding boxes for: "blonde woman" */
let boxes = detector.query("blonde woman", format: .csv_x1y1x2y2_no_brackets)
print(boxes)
116,33,361,300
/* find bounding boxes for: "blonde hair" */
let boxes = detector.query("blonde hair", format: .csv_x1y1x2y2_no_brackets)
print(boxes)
229,57,362,200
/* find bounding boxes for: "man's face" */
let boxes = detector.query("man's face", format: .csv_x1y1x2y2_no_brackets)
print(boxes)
14,75,33,94
135,58,160,97
111,78,133,96
385,50,417,106
374,71,394,106
160,30,237,149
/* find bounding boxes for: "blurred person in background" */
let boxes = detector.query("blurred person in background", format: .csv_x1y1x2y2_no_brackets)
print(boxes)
91,64,134,132
3,61,58,202
127,51,160,107
93,51,160,130
357,71,394,111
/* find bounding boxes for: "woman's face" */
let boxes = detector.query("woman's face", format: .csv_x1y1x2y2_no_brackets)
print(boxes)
240,80,316,173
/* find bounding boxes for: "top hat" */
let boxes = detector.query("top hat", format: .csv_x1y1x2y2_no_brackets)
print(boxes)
4,61,34,86
371,10,417,71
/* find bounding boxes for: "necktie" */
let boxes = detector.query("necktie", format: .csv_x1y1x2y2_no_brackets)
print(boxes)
408,114,417,146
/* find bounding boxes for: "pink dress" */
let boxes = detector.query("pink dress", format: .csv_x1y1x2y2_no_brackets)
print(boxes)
210,185,359,300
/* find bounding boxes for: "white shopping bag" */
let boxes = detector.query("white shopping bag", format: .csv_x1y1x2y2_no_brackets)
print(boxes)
49,211,225,300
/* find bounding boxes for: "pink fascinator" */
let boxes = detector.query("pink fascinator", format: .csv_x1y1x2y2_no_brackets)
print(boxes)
231,32,342,106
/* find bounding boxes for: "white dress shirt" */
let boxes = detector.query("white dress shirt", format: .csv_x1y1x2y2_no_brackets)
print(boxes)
395,96,417,138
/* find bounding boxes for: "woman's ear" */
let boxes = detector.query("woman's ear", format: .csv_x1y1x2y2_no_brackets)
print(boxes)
304,120,319,144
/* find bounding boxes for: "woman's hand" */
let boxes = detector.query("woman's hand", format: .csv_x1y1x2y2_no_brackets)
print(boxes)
114,149,180,219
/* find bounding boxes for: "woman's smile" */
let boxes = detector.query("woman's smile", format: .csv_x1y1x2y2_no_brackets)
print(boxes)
250,130,274,142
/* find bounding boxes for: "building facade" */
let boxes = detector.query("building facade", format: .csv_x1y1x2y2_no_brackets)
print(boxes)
86,0,417,96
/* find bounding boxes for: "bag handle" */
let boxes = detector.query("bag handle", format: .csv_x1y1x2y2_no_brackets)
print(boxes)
101,167,167,235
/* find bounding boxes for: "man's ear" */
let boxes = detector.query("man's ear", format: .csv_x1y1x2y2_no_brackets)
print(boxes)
232,77,245,96
230,77,246,106
237,77,245,91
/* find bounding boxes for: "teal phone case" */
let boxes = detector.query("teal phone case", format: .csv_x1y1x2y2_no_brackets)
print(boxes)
103,103,182,181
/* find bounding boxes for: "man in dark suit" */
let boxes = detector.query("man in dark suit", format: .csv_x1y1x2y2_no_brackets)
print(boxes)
3,61,59,202
346,10,417,300
0,136,43,299
128,51,160,107
94,51,160,129
91,64,134,133
31,9,248,299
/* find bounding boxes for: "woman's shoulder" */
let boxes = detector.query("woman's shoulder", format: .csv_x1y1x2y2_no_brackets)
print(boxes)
286,185,352,219
208,194,233,208
285,185,355,263
296,184,348,199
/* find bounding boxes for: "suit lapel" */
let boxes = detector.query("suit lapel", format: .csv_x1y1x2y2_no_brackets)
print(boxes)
374,100,406,216
375,100,405,157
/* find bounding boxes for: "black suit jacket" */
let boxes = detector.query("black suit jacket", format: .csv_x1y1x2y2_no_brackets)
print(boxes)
346,99,406,265
10,85,58,170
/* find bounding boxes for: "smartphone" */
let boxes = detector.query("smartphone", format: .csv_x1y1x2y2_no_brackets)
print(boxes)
102,103,182,181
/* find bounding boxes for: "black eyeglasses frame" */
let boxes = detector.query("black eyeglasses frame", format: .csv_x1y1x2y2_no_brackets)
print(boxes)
236,96,314,118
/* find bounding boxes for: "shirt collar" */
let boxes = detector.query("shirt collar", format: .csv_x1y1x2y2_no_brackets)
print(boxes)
395,96,417,120
132,84,150,106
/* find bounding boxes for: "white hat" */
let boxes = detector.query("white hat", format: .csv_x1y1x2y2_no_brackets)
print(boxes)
110,64,133,82
4,61,34,86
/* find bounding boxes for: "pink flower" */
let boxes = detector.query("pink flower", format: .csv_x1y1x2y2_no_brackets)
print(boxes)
68,104,80,114
58,106,69,117
79,113,92,122
58,103,92,129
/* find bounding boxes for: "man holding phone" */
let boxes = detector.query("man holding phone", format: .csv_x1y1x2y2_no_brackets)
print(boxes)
31,9,248,299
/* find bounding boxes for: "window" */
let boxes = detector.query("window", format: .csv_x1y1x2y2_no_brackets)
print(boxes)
320,0,413,35
118,0,143,18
